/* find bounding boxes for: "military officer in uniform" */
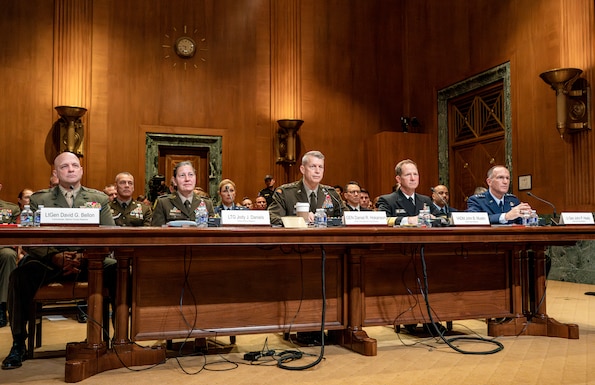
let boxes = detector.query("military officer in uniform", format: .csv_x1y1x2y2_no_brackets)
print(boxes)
110,172,152,227
377,159,435,226
214,179,246,215
0,183,20,329
151,161,215,226
2,151,116,370
467,165,532,224
258,174,276,207
268,150,344,226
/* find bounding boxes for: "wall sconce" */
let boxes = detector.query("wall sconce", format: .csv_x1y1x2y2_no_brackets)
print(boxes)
275,119,303,165
53,106,87,156
539,68,591,138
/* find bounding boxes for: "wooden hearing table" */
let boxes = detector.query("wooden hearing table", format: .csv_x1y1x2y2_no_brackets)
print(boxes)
0,225,590,382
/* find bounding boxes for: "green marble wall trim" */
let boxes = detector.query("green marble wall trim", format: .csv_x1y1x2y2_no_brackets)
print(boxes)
145,133,222,199
548,241,595,284
437,62,512,186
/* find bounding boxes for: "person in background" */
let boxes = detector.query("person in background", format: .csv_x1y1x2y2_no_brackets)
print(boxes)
110,172,152,227
254,196,267,210
360,188,372,210
258,175,276,207
103,184,117,202
151,161,214,226
2,151,116,370
431,184,457,218
49,175,59,188
474,186,487,195
333,185,345,203
214,179,245,215
17,189,33,211
0,183,20,329
136,195,151,207
268,150,344,226
467,165,532,224
241,197,253,210
377,159,435,225
343,181,370,211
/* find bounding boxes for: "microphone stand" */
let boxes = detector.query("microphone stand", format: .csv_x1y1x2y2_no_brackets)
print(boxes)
527,192,559,226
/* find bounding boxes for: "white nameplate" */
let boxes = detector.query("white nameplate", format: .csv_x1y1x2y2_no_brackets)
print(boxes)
344,211,387,225
40,208,100,225
220,210,271,226
450,212,490,226
281,216,307,228
559,212,595,225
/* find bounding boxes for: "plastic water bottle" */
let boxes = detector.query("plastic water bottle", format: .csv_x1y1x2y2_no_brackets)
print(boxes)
33,205,44,227
195,200,208,228
314,208,327,228
418,206,432,228
20,205,34,227
528,210,539,226
521,210,531,226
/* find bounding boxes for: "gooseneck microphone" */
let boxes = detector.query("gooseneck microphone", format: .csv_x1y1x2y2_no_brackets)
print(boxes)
322,187,344,220
430,187,449,215
526,192,558,225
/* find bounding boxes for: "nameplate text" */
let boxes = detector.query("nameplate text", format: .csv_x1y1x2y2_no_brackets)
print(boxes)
220,210,271,225
559,212,595,225
40,208,100,225
344,211,387,225
451,212,490,226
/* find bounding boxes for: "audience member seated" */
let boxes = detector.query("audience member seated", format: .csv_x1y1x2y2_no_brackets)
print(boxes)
241,196,253,209
102,184,117,202
214,179,246,215
0,182,20,329
110,172,152,227
343,181,370,211
16,189,33,211
254,196,267,210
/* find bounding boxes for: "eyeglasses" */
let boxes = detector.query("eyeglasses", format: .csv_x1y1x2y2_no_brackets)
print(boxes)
346,190,361,195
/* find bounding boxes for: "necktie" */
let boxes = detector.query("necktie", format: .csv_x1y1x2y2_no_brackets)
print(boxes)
408,197,414,206
121,202,127,211
499,201,504,212
184,200,191,211
309,192,317,213
441,207,446,214
65,192,73,208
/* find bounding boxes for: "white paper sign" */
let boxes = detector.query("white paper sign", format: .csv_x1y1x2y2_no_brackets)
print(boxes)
40,208,100,225
344,211,387,225
450,212,490,226
220,210,271,225
559,212,595,225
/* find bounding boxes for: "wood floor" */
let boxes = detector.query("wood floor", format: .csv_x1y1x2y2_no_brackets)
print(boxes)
1,280,595,385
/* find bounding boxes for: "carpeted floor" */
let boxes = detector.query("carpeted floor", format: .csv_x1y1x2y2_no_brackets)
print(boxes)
1,280,594,384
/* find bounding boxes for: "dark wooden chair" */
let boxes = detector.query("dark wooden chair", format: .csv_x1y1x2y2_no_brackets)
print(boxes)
27,281,110,358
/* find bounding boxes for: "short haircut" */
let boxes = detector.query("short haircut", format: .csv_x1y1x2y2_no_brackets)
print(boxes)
394,159,417,176
344,181,360,191
487,165,507,179
301,150,325,165
173,161,195,177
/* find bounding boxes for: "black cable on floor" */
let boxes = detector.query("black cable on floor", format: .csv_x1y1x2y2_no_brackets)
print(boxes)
419,245,504,355
277,245,326,370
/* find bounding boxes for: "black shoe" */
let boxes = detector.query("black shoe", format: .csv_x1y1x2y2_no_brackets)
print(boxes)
2,343,26,370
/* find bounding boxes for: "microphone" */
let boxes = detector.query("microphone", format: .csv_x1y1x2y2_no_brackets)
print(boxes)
322,187,344,225
430,187,449,216
526,192,558,225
